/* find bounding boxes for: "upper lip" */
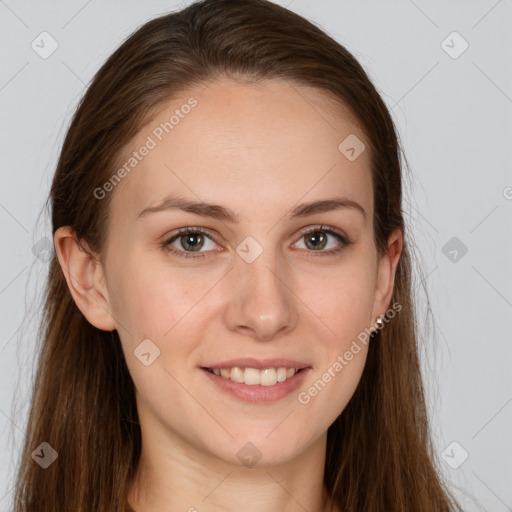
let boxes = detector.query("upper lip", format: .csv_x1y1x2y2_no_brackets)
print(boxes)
201,358,311,370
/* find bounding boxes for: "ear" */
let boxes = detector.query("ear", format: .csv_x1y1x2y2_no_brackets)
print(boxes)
54,226,116,331
370,228,403,325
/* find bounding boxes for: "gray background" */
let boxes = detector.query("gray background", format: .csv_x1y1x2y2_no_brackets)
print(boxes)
1,0,511,510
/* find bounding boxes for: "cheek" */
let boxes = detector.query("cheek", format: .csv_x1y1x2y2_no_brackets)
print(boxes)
294,316,370,440
293,257,375,418
108,258,208,396
301,260,377,344
108,258,194,340
110,264,199,406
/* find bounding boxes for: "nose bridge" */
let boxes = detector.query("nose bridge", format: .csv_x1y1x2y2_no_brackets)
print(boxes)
225,234,298,340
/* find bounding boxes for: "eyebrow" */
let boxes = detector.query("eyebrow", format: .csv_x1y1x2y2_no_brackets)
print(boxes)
136,195,366,223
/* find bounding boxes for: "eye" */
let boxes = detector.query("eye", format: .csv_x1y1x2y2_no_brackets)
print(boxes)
293,224,351,256
161,224,352,260
161,227,218,259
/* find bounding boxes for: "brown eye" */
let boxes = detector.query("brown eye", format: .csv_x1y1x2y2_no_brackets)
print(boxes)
304,230,328,250
162,228,218,259
178,232,205,252
294,225,352,256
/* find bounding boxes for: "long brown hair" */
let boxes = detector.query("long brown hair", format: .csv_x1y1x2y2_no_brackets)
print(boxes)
14,0,461,510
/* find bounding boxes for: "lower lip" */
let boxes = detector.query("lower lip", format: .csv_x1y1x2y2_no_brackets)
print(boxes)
200,367,311,403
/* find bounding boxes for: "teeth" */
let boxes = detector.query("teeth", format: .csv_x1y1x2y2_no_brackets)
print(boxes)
230,366,244,383
209,366,300,386
244,368,261,385
277,367,287,382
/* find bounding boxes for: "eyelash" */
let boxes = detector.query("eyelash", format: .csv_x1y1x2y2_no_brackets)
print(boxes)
161,225,352,260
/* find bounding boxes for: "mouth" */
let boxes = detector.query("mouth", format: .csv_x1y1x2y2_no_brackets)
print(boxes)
199,365,312,403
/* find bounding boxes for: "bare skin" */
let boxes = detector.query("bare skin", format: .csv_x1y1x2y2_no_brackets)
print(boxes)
55,77,402,512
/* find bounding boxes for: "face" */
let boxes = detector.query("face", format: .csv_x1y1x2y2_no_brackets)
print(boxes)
83,78,400,467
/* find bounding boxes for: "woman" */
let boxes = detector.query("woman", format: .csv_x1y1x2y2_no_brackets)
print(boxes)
14,0,462,510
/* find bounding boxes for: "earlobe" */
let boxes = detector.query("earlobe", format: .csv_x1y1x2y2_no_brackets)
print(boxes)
53,226,116,331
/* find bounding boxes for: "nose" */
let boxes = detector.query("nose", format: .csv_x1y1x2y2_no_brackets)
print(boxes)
223,248,298,341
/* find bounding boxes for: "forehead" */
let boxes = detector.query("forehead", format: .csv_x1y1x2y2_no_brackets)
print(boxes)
109,77,373,224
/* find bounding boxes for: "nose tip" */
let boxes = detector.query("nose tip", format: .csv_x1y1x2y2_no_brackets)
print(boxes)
224,258,298,342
